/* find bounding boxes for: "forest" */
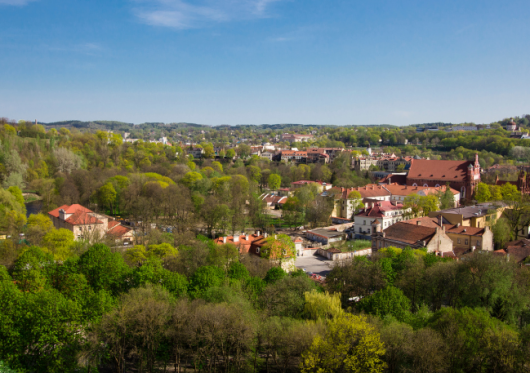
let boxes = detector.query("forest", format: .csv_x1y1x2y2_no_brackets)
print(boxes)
1,239,530,372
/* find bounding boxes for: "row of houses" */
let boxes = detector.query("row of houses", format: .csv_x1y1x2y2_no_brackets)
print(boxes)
280,147,344,164
352,154,417,172
328,183,460,220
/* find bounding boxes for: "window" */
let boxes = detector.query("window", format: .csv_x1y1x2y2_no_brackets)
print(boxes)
364,220,366,225
457,238,461,244
367,229,370,234
465,239,468,245
256,248,260,254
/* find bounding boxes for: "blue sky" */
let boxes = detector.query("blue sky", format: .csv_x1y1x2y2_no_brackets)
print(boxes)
0,0,528,125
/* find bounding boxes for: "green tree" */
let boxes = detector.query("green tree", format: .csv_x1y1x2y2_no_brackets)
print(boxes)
133,258,188,297
300,314,386,373
26,213,55,246
264,267,287,284
188,265,225,298
304,290,344,320
418,195,439,216
181,171,203,189
260,234,296,265
227,262,250,281
489,185,503,201
491,217,511,249
357,286,411,322
226,148,236,158
98,182,117,214
42,228,75,260
438,185,455,209
268,174,282,190
500,183,520,202
78,244,131,295
475,182,492,203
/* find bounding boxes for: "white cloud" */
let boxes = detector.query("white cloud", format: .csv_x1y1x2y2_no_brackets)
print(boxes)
132,0,285,29
0,0,37,5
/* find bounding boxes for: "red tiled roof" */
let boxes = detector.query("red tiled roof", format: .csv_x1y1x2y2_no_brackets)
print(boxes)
214,234,266,253
447,226,485,236
107,220,120,229
356,201,405,218
107,225,131,237
49,204,104,225
65,213,103,225
48,204,92,218
505,239,530,263
403,216,450,229
408,159,472,181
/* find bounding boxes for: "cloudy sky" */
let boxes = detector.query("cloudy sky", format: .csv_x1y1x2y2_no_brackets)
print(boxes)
0,0,528,125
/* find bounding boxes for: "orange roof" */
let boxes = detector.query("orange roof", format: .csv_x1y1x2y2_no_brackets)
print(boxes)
408,159,472,181
48,204,92,218
107,225,131,237
108,220,120,229
446,226,485,236
48,204,104,225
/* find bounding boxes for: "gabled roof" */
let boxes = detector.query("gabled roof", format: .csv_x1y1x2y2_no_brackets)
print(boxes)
403,216,452,229
383,222,438,245
48,204,92,218
408,159,472,181
355,201,405,218
107,225,131,237
48,204,104,225
446,226,486,236
505,239,530,263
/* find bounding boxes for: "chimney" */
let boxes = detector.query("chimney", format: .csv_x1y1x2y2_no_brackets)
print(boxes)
246,234,250,241
388,177,391,185
256,230,261,236
456,223,461,227
223,237,227,244
417,221,421,226
234,235,240,243
264,232,268,238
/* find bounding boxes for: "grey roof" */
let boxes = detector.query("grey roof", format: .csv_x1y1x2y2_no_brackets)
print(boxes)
307,228,345,239
437,203,504,219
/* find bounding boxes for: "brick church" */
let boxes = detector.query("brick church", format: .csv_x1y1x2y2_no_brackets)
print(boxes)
495,169,530,195
406,154,481,201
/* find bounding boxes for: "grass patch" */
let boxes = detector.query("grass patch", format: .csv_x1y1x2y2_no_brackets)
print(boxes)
333,240,372,253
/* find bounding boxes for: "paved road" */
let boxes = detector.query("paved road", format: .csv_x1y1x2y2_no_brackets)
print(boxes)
295,255,334,277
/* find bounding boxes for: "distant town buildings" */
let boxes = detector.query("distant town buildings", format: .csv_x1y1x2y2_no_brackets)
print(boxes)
281,133,314,143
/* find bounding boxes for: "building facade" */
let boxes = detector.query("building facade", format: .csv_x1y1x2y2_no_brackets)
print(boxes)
48,204,134,244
